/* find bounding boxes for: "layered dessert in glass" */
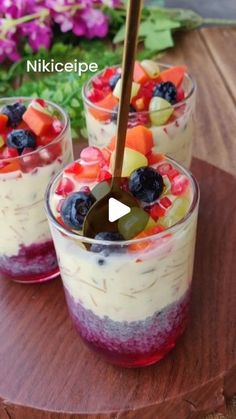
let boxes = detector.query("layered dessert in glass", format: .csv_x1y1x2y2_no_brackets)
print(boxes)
82,61,196,168
0,98,73,283
45,142,199,367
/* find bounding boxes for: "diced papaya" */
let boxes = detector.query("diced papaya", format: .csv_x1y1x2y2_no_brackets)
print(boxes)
129,225,165,252
0,114,8,131
158,66,187,88
23,106,54,136
107,125,153,156
147,151,165,165
133,61,149,84
89,93,118,121
75,163,100,181
0,160,21,174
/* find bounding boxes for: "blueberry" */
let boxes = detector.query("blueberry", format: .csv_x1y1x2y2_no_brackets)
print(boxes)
153,82,177,104
111,104,136,123
7,129,36,154
61,192,96,230
129,167,164,203
2,102,26,127
109,74,121,90
91,231,124,255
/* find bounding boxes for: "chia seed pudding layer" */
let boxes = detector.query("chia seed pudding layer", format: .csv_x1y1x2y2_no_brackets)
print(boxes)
0,240,59,281
65,288,190,364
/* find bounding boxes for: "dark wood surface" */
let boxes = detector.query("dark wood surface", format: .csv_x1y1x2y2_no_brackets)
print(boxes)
0,28,236,418
0,157,235,419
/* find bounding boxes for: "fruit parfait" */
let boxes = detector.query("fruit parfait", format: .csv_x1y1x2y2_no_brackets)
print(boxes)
45,144,199,367
82,61,196,168
0,98,73,283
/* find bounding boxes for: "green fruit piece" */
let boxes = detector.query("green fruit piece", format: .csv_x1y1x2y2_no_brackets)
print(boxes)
118,207,149,240
110,147,148,177
159,196,190,228
141,60,160,78
92,180,111,200
149,97,173,126
146,216,156,229
113,79,140,100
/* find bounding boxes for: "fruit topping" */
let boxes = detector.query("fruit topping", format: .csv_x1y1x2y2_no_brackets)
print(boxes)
108,125,153,156
2,102,26,128
80,146,104,163
91,231,124,255
7,129,36,154
22,103,54,136
171,175,189,196
149,97,174,125
64,161,82,175
128,225,165,252
113,79,140,100
0,160,21,174
133,61,149,84
118,207,149,240
153,82,177,105
110,147,148,177
89,93,118,121
158,65,187,87
158,196,190,228
129,166,164,203
0,114,8,130
55,177,75,197
61,191,96,230
140,60,160,79
109,74,121,90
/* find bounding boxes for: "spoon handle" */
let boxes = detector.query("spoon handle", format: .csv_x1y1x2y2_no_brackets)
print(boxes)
113,0,143,179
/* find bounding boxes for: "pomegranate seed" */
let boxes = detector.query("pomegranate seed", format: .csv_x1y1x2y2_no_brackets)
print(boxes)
92,77,104,89
81,146,104,163
55,177,75,196
176,88,185,102
97,170,112,182
171,175,189,196
56,199,65,212
64,161,82,175
158,163,172,175
88,89,104,103
148,203,166,220
167,168,179,181
102,67,117,82
2,147,19,159
36,98,46,107
53,119,63,134
160,197,172,208
80,186,91,193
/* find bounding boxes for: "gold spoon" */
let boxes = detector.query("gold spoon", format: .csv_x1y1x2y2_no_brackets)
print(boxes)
83,0,143,238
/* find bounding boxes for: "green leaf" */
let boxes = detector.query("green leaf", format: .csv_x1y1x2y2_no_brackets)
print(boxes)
113,24,125,44
144,29,174,52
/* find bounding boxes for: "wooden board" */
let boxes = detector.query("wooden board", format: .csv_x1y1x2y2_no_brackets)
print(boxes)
0,158,235,419
0,28,236,418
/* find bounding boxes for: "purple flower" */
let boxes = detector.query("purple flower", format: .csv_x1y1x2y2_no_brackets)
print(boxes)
0,36,21,63
20,21,53,52
73,8,109,38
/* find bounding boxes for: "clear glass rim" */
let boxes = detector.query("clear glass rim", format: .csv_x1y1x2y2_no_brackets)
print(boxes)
82,62,197,115
0,96,69,163
45,156,200,246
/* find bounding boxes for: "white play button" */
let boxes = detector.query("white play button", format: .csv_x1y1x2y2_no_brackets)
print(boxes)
108,197,131,222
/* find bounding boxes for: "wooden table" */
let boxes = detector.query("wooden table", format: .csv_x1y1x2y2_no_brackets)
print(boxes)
164,27,236,418
0,28,235,418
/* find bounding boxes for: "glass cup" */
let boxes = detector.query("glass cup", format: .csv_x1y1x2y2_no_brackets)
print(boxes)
0,97,73,283
45,157,199,367
82,64,196,168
